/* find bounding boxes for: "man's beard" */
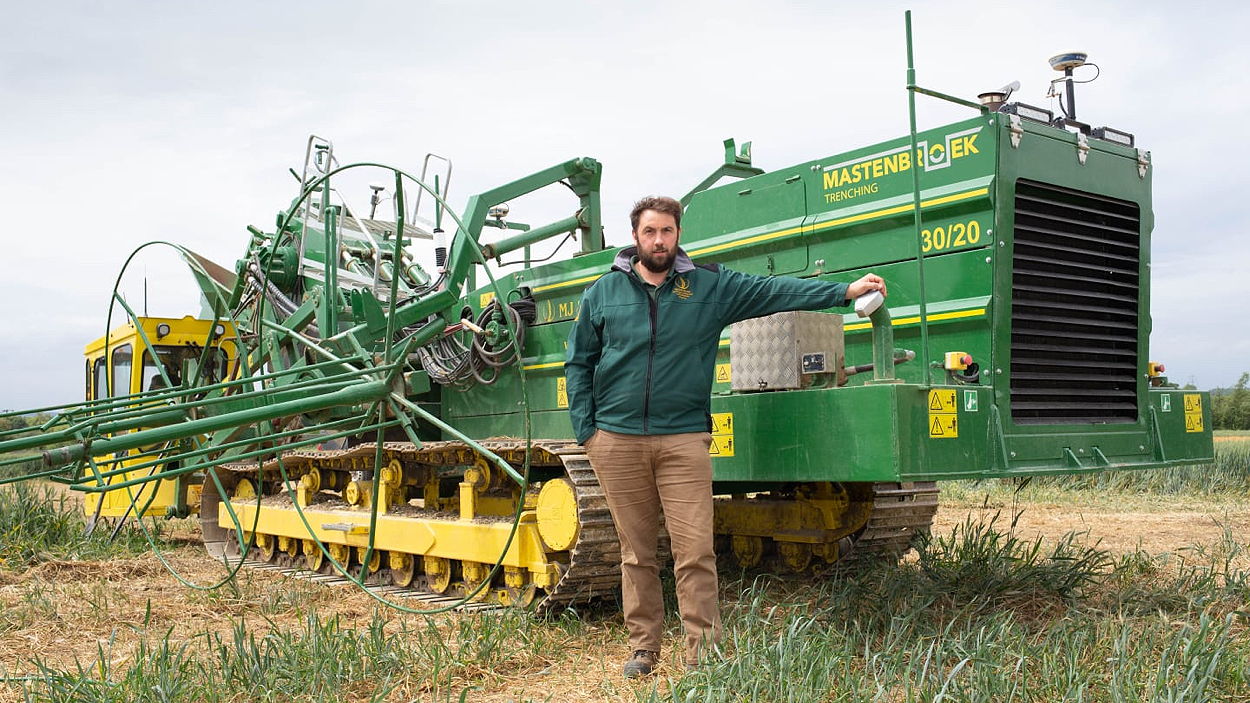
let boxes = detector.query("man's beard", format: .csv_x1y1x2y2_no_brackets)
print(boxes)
637,248,674,273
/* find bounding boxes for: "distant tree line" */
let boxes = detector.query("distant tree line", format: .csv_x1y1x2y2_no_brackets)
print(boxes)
0,413,56,477
1213,373,1250,430
0,412,54,433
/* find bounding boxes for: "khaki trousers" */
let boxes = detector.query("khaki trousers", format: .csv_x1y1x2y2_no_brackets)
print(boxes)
585,429,721,664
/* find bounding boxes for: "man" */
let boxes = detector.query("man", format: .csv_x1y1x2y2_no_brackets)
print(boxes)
564,196,886,678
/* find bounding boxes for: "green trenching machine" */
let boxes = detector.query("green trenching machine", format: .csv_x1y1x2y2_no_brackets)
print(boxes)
0,19,1214,608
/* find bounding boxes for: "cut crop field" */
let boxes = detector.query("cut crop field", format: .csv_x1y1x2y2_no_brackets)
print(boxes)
2,445,1248,702
938,503,1250,556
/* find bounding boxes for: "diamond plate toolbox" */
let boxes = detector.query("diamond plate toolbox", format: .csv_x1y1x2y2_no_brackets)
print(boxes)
729,311,844,391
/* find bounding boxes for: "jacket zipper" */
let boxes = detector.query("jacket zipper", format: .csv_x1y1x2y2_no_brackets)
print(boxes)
624,262,667,434
643,289,658,433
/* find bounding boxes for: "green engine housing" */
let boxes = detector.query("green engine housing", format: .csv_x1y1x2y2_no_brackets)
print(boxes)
446,112,1214,485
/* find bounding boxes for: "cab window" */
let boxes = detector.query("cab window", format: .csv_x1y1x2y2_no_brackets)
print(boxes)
93,358,107,400
141,345,230,391
111,344,133,397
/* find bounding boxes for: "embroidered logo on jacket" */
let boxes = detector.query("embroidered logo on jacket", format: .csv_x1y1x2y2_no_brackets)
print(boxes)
673,276,693,300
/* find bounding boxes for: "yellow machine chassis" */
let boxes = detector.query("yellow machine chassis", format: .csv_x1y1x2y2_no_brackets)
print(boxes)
205,439,938,609
225,501,562,590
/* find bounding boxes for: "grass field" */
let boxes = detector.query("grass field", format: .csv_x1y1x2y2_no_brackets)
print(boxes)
943,434,1250,510
0,442,1246,702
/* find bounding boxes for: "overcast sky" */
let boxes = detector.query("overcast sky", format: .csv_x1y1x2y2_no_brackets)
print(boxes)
2,1,1247,410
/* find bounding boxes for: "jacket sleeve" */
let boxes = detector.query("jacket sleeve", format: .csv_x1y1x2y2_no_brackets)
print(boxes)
564,286,602,445
715,267,852,325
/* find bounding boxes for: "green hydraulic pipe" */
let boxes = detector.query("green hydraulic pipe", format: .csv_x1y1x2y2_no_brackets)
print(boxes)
911,85,989,113
0,464,65,487
0,408,188,455
0,424,47,441
6,361,385,458
19,383,184,420
44,353,373,440
89,408,189,438
868,304,899,383
443,158,600,290
322,196,339,335
39,380,389,468
0,397,116,419
328,288,457,348
383,170,406,364
479,215,580,260
0,453,43,469
70,411,382,486
76,417,399,494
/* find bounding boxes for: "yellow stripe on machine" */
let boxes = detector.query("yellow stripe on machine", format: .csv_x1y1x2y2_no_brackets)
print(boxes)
532,273,604,294
526,187,988,294
562,311,982,354
844,307,986,331
522,361,565,371
689,187,989,258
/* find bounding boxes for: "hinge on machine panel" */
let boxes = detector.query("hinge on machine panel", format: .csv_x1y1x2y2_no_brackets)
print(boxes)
1137,148,1150,179
1008,115,1023,148
1076,132,1089,165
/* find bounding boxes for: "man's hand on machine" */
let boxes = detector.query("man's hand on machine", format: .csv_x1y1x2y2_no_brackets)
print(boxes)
846,273,887,300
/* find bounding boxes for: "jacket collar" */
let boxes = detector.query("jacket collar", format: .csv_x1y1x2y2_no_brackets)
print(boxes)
612,246,696,276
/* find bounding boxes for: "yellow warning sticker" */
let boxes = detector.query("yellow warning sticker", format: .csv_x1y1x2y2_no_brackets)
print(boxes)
710,412,734,456
928,389,957,412
709,435,735,457
715,363,732,384
929,413,958,438
1185,412,1203,433
556,377,568,409
1183,393,1203,433
480,291,495,308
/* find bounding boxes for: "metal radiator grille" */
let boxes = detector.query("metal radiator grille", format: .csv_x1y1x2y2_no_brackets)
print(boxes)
1010,179,1141,424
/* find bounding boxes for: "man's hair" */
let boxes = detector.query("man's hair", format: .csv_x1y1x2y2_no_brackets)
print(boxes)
629,196,683,232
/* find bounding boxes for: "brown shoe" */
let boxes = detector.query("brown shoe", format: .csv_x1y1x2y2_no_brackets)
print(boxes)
622,650,659,678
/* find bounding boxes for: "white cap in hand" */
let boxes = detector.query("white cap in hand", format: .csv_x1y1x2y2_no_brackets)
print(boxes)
854,290,884,318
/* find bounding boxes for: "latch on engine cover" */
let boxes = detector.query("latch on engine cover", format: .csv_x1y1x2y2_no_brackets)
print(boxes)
1008,115,1023,148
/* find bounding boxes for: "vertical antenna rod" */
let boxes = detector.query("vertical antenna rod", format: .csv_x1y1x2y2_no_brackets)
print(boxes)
1064,66,1077,119
904,10,932,385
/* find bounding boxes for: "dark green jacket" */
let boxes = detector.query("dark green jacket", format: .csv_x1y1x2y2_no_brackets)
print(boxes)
564,246,850,444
